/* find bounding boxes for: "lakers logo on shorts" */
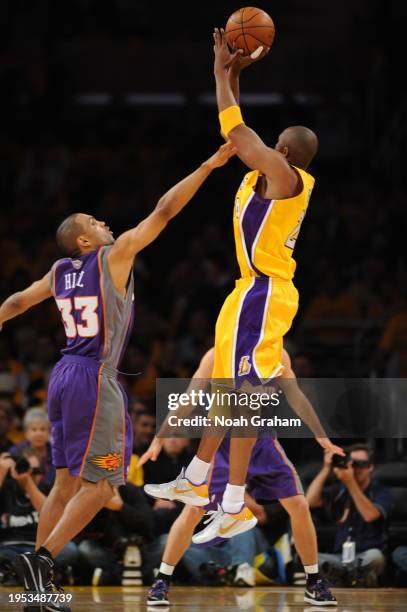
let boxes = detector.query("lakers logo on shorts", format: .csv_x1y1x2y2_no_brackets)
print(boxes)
238,355,252,376
91,452,122,471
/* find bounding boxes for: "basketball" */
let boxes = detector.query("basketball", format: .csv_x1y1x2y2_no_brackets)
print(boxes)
225,7,275,57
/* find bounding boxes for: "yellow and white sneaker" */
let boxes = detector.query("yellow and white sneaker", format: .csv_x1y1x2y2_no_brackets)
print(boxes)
144,468,209,506
192,504,257,544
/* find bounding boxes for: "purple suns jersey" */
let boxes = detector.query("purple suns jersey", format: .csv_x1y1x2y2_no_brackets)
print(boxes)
51,246,134,368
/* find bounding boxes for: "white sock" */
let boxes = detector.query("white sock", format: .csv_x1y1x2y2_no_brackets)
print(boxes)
304,563,319,577
159,562,174,577
184,456,210,485
222,483,245,514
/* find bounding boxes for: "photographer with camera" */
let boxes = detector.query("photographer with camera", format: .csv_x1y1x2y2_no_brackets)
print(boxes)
0,449,78,583
306,444,393,586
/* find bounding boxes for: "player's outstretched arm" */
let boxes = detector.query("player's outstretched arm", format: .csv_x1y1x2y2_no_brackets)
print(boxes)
279,349,345,457
108,143,236,269
0,272,52,330
214,28,297,197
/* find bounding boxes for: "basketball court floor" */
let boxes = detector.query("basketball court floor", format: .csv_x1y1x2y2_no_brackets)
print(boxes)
1,586,407,611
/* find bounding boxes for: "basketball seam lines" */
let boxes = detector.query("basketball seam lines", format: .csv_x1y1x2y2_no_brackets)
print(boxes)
245,32,273,46
241,7,250,56
226,25,275,34
241,10,263,25
226,10,267,34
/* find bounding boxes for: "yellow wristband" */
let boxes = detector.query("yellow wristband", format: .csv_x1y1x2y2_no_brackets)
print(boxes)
219,105,244,137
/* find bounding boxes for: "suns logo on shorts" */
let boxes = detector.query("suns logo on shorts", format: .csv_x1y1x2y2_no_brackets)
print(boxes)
238,355,252,376
91,452,122,471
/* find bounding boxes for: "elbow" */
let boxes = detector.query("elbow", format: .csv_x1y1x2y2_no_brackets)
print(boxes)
228,131,249,155
365,511,381,523
155,197,173,223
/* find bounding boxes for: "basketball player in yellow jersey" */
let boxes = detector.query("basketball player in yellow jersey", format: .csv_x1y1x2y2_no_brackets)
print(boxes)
146,29,319,541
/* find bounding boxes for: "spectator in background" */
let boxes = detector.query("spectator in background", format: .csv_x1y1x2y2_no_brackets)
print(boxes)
25,335,57,406
124,345,158,404
0,449,78,584
131,409,156,457
9,408,55,486
0,339,24,408
132,400,151,417
0,401,14,453
127,408,156,487
306,444,393,586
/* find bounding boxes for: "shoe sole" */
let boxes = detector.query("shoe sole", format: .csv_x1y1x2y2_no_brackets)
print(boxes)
192,517,257,545
146,600,170,606
303,595,338,606
144,486,209,507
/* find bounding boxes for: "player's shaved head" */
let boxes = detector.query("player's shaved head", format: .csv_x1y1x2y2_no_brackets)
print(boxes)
56,213,85,256
276,126,319,170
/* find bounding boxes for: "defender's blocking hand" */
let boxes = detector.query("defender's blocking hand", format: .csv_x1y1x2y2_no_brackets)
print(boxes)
204,142,237,169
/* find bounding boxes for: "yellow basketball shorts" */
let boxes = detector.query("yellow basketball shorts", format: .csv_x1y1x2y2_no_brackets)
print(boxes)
212,277,299,386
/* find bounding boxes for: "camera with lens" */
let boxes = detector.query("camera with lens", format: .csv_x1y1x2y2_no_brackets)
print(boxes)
332,452,350,469
10,454,31,474
332,452,371,469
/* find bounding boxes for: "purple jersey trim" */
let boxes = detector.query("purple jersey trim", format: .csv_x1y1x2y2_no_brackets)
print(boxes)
241,191,273,277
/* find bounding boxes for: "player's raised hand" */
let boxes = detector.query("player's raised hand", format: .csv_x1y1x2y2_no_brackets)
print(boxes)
205,142,237,169
137,436,163,467
317,437,345,457
213,27,243,73
229,44,268,73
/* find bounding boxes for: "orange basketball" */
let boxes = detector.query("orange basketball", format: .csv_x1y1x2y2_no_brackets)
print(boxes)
225,6,275,57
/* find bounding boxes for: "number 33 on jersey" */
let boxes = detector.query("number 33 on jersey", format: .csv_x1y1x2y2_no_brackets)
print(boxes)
51,247,134,367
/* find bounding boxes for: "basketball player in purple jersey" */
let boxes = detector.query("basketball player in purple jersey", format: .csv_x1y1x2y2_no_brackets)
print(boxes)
0,142,236,608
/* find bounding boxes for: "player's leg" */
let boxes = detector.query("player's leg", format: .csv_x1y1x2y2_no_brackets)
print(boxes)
39,365,129,556
16,360,129,606
280,494,337,606
279,494,318,571
35,468,80,549
225,435,257,505
192,279,282,543
148,505,204,606
216,281,286,522
42,478,113,556
36,360,81,547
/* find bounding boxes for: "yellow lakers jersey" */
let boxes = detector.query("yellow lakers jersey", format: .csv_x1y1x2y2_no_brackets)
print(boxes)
233,167,315,280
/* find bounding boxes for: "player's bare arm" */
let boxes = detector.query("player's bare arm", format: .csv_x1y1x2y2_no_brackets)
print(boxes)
0,271,52,330
214,28,298,198
137,348,215,467
228,44,267,104
279,349,344,457
107,143,236,296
